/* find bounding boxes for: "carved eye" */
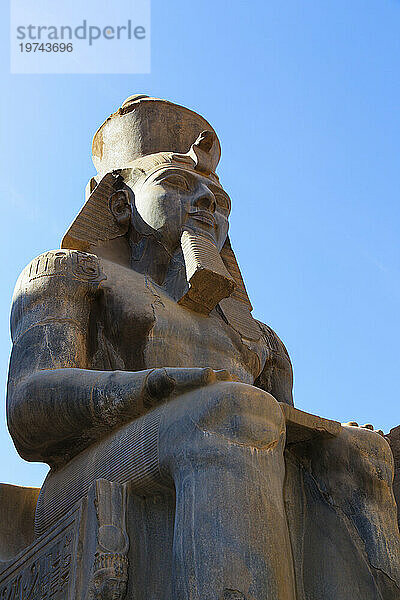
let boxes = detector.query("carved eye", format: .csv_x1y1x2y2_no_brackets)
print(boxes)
214,193,231,215
161,174,190,191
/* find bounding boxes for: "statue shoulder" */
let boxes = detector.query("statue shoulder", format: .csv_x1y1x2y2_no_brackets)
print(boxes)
255,320,291,363
14,249,106,297
11,250,106,341
254,320,293,406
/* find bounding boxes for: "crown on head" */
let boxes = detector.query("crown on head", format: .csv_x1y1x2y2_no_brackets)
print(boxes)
92,95,221,178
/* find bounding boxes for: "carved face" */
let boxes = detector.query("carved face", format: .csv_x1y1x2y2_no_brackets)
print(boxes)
129,166,231,253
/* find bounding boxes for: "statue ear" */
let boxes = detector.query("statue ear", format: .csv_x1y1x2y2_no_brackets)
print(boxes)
62,172,131,252
109,189,132,227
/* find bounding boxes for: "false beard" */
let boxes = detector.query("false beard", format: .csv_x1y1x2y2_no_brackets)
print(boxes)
178,229,235,314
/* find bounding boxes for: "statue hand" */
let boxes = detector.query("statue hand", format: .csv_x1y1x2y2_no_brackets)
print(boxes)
144,367,233,404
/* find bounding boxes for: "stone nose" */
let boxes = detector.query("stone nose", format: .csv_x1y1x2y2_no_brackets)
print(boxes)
192,186,216,213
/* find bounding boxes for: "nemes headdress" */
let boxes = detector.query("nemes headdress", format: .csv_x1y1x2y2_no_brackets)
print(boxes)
62,95,261,342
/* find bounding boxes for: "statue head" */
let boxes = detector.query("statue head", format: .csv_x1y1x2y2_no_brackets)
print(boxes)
63,95,226,251
62,95,261,340
118,135,230,257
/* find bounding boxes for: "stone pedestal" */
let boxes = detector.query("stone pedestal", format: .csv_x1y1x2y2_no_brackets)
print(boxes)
0,480,128,599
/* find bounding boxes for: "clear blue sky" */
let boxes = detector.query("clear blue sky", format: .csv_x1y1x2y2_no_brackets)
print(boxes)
1,0,399,487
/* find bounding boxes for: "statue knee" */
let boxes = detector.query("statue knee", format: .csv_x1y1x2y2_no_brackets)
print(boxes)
311,425,395,504
158,382,286,478
188,382,285,450
342,425,394,488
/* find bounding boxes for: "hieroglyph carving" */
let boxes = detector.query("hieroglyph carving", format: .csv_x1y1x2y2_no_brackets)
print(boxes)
85,480,129,600
0,510,79,599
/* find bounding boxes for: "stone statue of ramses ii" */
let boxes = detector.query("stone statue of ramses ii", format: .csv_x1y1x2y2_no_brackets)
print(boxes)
6,95,400,600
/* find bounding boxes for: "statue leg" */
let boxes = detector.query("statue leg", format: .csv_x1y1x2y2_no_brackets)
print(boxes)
303,424,400,598
158,381,296,600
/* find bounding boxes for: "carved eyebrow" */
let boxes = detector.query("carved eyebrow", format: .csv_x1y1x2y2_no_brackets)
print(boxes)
152,169,194,184
209,185,231,210
150,169,231,209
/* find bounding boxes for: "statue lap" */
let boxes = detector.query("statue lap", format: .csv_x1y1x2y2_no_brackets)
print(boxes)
36,382,285,535
34,384,400,600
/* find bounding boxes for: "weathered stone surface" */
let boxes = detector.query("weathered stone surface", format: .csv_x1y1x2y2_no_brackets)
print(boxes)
279,402,341,444
0,484,39,562
284,430,400,600
0,502,81,599
386,425,400,524
0,480,128,599
2,95,400,599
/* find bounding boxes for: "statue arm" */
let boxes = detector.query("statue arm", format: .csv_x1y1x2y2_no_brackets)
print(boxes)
7,250,230,467
253,321,294,406
6,250,139,465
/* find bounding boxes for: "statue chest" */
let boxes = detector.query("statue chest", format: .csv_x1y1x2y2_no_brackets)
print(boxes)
94,267,265,384
143,286,264,385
